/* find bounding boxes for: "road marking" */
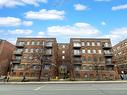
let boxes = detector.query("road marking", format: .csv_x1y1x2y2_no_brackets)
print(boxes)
34,85,47,91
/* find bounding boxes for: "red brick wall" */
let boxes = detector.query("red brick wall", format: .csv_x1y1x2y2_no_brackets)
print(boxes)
0,40,15,76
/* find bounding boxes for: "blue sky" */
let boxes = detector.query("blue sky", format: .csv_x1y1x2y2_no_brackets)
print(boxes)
0,0,127,45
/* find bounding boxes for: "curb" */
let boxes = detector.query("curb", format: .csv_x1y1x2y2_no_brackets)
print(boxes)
1,81,127,85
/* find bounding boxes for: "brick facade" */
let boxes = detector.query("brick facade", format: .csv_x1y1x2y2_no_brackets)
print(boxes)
10,38,118,80
113,39,127,77
11,38,57,80
70,38,118,80
0,39,15,76
57,43,71,79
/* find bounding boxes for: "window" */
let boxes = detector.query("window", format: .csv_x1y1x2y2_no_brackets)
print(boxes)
29,56,33,60
18,41,25,45
44,65,50,70
74,50,80,55
82,65,86,70
98,50,102,54
62,51,65,54
73,42,81,47
92,42,95,46
105,42,108,45
82,57,86,63
26,42,30,45
25,49,29,52
37,41,40,45
17,49,23,52
88,57,92,62
15,56,21,60
74,66,81,71
106,58,112,63
42,42,45,46
97,42,101,46
62,56,65,59
93,50,96,54
82,49,86,54
104,42,110,47
81,42,85,46
46,49,52,54
86,42,90,46
46,42,52,46
14,65,19,70
104,50,111,54
74,58,81,62
93,58,97,62
30,49,34,53
35,49,39,52
62,45,65,48
31,41,35,45
87,50,91,54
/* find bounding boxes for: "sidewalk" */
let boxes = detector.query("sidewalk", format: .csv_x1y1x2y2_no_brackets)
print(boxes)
1,80,127,84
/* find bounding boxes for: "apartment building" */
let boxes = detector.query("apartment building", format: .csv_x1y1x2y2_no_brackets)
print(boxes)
0,39,15,76
113,39,127,76
70,38,118,80
11,38,118,80
57,43,71,79
11,38,57,80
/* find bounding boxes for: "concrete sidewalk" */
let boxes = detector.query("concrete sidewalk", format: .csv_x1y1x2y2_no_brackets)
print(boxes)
1,80,127,84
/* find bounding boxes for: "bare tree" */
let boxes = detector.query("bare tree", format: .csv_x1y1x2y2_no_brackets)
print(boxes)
69,63,75,80
25,42,52,81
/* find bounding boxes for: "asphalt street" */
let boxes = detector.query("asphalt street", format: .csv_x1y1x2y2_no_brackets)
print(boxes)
0,83,127,95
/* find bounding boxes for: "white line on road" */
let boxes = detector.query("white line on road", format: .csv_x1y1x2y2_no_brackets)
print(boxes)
34,85,47,91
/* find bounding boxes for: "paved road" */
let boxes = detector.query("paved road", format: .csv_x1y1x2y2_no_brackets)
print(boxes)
0,83,127,95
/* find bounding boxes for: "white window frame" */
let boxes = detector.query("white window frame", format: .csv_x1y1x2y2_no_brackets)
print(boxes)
92,42,95,46
62,51,65,54
82,49,86,54
62,56,65,59
93,49,96,54
87,50,91,54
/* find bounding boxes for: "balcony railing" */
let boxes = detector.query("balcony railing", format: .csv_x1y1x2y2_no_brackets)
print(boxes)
16,43,25,47
73,62,81,65
73,58,81,62
13,51,23,55
12,59,21,64
104,52,113,57
73,43,81,49
73,52,81,56
106,62,114,66
103,44,112,49
45,52,52,56
45,42,53,48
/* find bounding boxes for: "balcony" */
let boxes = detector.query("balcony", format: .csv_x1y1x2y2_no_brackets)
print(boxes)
73,62,81,65
12,59,21,64
13,51,23,55
105,59,114,66
73,58,81,62
16,43,25,48
73,52,81,57
106,62,114,66
104,52,113,57
74,66,81,71
73,43,81,49
45,51,52,56
45,42,53,48
103,44,112,49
